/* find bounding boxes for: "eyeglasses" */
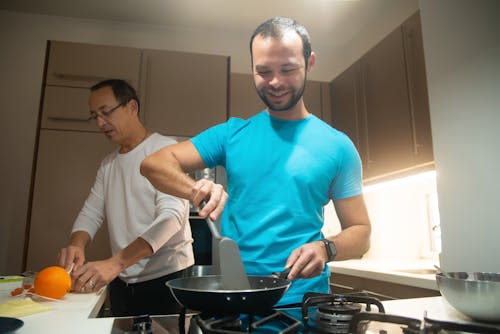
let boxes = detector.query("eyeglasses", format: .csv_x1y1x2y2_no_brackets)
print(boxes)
88,102,125,121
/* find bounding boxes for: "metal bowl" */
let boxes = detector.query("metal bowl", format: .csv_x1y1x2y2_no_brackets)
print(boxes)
436,272,500,322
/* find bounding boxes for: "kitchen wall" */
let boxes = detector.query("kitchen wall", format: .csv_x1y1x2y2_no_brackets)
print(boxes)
323,171,440,263
0,6,419,274
419,0,500,271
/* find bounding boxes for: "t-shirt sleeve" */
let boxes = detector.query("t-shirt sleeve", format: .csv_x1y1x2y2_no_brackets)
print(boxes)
190,122,229,168
330,135,363,200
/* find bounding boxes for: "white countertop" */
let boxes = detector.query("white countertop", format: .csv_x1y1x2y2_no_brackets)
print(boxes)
6,288,500,333
328,259,439,290
3,289,113,334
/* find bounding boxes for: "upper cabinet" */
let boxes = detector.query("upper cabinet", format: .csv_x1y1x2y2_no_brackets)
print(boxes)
229,73,330,120
401,12,433,166
140,49,229,137
40,42,229,136
42,41,142,132
45,41,142,88
329,11,433,181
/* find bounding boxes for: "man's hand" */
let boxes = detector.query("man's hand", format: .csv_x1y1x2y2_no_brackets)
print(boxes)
284,241,326,280
58,245,85,272
57,231,90,273
193,179,228,221
71,258,122,293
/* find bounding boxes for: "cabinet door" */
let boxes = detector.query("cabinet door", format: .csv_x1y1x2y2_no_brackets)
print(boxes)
402,12,434,166
25,130,114,271
40,86,99,132
330,61,368,175
141,49,229,136
46,41,142,89
229,73,265,119
361,27,415,177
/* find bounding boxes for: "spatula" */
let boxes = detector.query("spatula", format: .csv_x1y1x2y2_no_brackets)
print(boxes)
202,205,251,290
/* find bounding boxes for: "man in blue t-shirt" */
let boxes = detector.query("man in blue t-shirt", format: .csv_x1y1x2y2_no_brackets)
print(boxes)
141,17,371,306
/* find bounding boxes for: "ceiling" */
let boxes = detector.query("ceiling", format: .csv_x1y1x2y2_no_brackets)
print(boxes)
0,0,401,48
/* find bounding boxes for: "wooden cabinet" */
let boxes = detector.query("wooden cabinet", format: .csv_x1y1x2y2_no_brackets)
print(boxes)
26,130,114,271
140,49,229,136
229,73,330,120
41,86,99,132
330,62,367,171
330,273,440,301
41,41,142,132
329,11,433,180
401,12,434,166
45,41,142,89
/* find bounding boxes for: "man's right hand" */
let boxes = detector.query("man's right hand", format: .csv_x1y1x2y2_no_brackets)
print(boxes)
58,244,85,273
57,231,90,273
192,179,228,221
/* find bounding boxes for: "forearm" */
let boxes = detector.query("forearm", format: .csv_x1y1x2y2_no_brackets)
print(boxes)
109,237,154,272
141,148,196,201
330,224,371,261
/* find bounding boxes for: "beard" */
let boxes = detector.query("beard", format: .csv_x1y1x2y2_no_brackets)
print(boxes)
257,79,306,112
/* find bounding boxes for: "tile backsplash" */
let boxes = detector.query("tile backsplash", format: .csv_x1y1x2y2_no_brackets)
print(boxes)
323,171,440,262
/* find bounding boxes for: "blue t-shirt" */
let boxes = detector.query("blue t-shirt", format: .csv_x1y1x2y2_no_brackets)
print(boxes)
191,111,362,305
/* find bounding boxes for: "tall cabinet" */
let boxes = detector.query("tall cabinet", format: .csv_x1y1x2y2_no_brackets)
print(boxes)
25,41,229,271
329,12,433,181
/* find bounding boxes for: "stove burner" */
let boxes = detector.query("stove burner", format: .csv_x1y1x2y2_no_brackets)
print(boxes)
195,310,300,334
302,292,385,334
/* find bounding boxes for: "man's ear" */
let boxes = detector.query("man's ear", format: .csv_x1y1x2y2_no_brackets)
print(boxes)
307,51,316,72
128,99,139,116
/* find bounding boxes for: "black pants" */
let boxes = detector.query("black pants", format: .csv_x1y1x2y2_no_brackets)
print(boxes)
109,266,192,317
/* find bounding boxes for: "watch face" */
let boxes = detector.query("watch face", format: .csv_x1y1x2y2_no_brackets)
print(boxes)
324,239,336,261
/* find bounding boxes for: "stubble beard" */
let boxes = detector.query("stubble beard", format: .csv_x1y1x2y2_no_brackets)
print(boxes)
257,80,306,113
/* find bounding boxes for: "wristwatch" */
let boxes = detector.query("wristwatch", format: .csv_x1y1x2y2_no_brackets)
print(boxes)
321,238,337,262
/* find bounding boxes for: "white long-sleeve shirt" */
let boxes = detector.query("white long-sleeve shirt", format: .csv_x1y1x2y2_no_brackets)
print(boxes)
72,133,194,283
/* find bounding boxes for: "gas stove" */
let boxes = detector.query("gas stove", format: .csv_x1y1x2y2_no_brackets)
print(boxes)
110,292,500,334
301,292,385,334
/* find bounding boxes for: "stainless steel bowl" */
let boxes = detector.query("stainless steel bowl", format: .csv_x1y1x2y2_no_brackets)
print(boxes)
436,272,500,322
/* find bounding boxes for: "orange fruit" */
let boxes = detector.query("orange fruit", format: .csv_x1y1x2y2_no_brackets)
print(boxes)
34,266,72,299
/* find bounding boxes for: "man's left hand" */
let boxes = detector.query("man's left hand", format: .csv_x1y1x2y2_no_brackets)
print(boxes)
71,259,122,293
284,241,326,280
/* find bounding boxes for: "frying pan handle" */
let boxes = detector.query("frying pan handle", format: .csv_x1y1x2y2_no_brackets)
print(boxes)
271,267,292,280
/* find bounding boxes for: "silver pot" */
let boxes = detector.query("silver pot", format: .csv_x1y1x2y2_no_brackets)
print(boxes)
436,272,500,322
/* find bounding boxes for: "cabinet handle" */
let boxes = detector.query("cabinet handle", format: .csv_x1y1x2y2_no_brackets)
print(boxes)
47,116,91,122
402,26,420,156
51,72,108,83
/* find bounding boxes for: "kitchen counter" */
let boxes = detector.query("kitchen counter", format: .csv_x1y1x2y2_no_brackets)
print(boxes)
1,289,113,334
328,259,439,290
6,289,500,333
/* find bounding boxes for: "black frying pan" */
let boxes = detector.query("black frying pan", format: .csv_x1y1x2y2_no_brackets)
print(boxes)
166,270,291,315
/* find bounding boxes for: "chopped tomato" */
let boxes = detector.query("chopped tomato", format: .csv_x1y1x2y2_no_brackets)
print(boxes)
10,287,24,296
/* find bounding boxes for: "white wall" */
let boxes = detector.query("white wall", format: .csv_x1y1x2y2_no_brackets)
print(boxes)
419,0,500,271
0,5,419,274
323,172,439,262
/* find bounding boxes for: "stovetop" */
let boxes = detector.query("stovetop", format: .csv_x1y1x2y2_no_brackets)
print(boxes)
110,293,500,334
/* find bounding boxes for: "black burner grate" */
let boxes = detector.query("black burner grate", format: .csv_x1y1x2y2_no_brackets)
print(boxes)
194,310,300,334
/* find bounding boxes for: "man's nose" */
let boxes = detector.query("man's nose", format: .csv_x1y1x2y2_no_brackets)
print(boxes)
268,73,283,87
